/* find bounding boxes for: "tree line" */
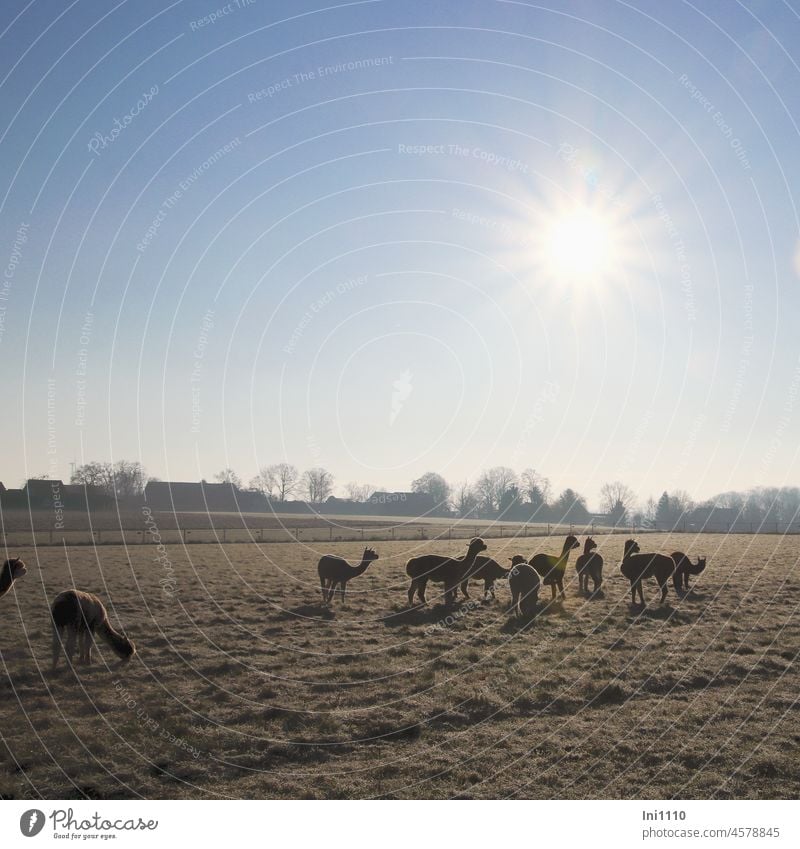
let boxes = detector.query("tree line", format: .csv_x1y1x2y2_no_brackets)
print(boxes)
60,460,800,527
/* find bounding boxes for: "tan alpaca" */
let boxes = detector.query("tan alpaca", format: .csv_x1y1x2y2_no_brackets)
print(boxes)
51,590,136,669
0,558,27,599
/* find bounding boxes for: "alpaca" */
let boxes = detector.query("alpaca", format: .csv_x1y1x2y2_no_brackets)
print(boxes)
619,539,675,606
0,558,27,599
317,547,379,604
459,555,510,600
575,537,603,594
671,551,706,592
51,590,136,669
529,535,580,600
508,554,540,617
406,537,487,606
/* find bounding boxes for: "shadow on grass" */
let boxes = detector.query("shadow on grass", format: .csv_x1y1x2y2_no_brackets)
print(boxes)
278,603,335,621
381,602,469,628
626,604,693,624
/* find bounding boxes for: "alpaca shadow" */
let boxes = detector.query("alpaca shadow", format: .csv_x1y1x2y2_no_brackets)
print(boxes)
675,588,707,601
539,598,570,617
383,602,461,628
627,604,692,624
279,603,335,621
501,611,540,634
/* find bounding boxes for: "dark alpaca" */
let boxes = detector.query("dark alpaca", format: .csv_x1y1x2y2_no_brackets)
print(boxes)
51,590,136,669
406,537,487,606
508,554,540,617
529,535,580,600
619,539,675,606
671,551,706,592
317,547,379,604
0,558,27,599
459,555,510,600
575,537,604,594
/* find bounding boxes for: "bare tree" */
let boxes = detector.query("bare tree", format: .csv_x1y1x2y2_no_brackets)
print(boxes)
520,467,551,508
303,467,334,503
344,481,373,502
475,466,517,513
411,472,451,512
270,463,299,501
214,468,242,488
453,480,479,517
71,461,147,498
599,481,637,525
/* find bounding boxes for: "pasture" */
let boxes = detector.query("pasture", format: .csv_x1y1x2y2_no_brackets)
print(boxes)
0,533,797,800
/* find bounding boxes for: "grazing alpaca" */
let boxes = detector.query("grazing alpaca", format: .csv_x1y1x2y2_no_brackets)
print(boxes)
619,539,675,606
671,551,706,592
459,555,510,600
0,559,27,599
317,547,379,604
406,537,487,606
508,554,540,617
529,535,580,600
575,537,603,594
51,590,136,669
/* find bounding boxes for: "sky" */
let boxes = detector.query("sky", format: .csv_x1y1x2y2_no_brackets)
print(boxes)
1,0,800,508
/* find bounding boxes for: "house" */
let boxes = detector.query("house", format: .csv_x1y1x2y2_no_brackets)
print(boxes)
367,490,435,517
144,481,268,513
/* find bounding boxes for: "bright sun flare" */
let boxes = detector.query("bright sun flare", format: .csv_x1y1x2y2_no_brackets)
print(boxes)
544,207,616,282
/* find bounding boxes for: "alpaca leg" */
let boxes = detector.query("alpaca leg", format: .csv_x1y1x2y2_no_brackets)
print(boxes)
418,579,427,605
52,626,63,669
558,578,565,600
460,580,470,599
659,581,668,604
340,582,346,604
407,581,417,606
65,628,78,665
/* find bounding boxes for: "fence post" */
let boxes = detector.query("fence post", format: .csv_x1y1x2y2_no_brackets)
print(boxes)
391,527,395,540
222,528,227,543
547,523,550,535
183,528,188,544
141,530,144,544
448,527,451,540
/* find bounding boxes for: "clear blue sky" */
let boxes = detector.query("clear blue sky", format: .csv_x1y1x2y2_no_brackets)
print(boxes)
2,0,799,507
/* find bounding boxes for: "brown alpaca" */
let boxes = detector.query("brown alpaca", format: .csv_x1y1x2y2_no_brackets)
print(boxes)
575,537,603,594
0,558,27,599
508,554,540,617
406,537,487,606
459,555,510,600
317,547,378,604
529,535,580,600
619,539,675,606
671,551,706,592
51,590,136,669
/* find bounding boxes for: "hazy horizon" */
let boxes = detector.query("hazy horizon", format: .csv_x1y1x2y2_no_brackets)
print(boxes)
3,0,800,508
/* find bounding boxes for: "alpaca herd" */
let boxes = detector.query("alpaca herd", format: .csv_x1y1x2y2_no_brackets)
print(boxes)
0,536,706,676
317,534,707,617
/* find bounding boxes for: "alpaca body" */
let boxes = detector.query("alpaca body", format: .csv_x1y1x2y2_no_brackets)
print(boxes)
317,547,378,604
529,535,580,600
459,555,510,599
671,551,706,592
0,559,27,599
619,540,674,605
575,538,603,594
508,557,540,617
51,590,136,668
406,538,487,606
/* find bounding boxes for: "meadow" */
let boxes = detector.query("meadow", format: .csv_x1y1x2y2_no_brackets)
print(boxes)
0,533,797,800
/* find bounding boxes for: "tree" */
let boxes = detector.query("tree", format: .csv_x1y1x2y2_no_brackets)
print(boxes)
520,468,551,508
553,488,589,523
498,484,522,516
249,469,275,498
71,461,147,499
599,481,637,526
214,468,242,488
411,472,451,512
655,491,672,528
453,481,479,517
344,482,373,502
475,466,517,513
302,467,334,503
271,463,299,501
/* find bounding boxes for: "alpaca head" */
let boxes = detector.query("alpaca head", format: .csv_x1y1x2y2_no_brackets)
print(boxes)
3,558,27,580
563,535,580,553
117,637,137,663
468,537,487,555
624,539,640,556
362,547,379,563
690,556,707,575
508,554,527,576
585,537,597,553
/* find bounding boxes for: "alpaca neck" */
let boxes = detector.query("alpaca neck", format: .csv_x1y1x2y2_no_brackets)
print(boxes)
351,559,371,577
98,621,128,657
0,565,12,596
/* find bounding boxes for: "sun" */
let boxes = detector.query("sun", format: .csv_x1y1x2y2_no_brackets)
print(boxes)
542,206,617,283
